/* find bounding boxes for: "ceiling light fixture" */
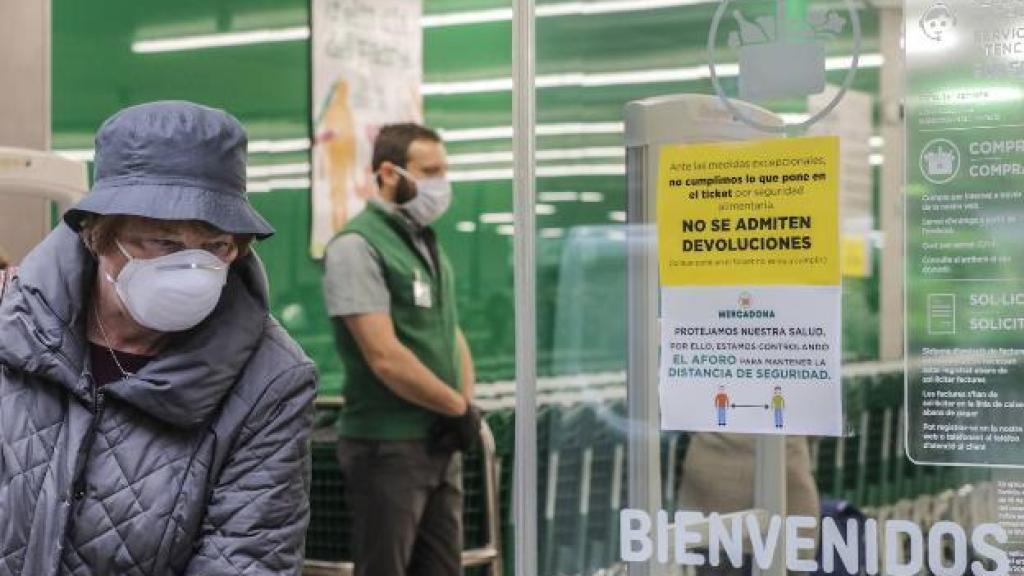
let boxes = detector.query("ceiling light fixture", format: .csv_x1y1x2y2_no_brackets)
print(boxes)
132,26,310,54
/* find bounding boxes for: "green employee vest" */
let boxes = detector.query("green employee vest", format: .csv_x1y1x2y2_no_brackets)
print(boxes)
331,203,462,440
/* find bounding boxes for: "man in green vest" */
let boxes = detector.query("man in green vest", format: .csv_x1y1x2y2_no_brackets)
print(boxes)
323,123,480,576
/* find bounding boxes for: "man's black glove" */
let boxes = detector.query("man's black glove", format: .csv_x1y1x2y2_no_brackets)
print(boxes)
430,404,482,453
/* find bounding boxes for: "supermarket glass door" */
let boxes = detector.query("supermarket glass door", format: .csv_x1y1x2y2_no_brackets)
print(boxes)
508,0,1024,574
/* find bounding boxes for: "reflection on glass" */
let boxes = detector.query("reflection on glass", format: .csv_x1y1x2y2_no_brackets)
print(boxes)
680,433,820,575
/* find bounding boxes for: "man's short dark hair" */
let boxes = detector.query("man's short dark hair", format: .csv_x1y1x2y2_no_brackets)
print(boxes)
372,123,442,173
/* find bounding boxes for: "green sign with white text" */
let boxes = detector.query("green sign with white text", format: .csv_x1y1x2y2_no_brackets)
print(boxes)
907,0,1024,467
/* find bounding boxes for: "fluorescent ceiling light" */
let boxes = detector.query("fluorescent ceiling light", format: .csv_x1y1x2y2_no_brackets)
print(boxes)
55,149,94,162
538,164,625,177
580,192,605,203
449,168,515,182
133,26,310,54
496,224,516,236
448,146,623,167
539,191,580,202
422,78,512,96
247,162,310,178
536,66,721,88
869,153,884,166
450,163,623,182
423,8,512,27
249,138,311,153
56,138,310,162
440,126,514,142
423,0,716,28
536,203,557,216
456,221,478,233
448,151,514,166
829,53,884,69
541,228,566,239
247,177,311,193
869,136,884,148
539,0,715,16
609,211,627,222
423,54,881,96
480,212,516,224
440,122,624,143
539,122,625,136
538,147,623,161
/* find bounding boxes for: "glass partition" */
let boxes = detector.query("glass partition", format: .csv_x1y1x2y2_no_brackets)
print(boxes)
523,0,1019,574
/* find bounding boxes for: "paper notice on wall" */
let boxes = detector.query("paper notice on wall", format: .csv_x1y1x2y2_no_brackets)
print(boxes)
657,136,843,436
310,0,422,258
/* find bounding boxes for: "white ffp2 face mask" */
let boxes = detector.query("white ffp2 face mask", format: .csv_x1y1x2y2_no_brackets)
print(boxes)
105,241,229,333
393,165,452,226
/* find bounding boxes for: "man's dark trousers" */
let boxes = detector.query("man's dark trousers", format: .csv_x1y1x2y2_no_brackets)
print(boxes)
337,438,463,576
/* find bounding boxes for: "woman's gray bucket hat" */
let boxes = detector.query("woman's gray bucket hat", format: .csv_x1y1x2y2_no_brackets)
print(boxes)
64,101,275,239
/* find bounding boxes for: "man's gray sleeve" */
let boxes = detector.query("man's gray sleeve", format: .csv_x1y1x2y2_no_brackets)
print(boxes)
322,234,391,317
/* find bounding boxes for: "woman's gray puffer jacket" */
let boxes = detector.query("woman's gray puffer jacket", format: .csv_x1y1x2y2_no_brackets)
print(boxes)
0,225,318,575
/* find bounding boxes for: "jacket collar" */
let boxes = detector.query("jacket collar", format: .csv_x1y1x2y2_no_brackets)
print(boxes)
0,224,269,429
369,198,426,234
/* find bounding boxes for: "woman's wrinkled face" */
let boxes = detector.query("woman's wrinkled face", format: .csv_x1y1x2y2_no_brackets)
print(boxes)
88,216,243,281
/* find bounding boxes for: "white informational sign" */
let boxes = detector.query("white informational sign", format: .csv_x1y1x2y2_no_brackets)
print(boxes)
656,137,843,436
310,0,422,257
660,286,842,435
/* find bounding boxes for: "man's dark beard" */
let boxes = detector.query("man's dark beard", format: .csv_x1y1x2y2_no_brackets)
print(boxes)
395,173,417,204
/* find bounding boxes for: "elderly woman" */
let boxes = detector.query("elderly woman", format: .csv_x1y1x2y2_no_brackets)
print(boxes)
0,101,317,575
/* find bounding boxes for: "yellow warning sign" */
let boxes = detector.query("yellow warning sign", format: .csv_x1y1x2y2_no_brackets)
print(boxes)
841,234,871,278
657,136,840,287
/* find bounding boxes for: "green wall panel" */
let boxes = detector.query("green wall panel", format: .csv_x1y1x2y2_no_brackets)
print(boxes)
53,0,884,393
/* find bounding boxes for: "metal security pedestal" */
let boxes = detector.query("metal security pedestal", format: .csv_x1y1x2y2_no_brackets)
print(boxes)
623,94,787,576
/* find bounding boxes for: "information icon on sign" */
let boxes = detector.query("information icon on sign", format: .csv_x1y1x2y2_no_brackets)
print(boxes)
919,3,957,42
927,294,956,335
920,138,960,185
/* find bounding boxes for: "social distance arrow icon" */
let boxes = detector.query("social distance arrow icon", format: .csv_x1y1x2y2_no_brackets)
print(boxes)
731,403,770,409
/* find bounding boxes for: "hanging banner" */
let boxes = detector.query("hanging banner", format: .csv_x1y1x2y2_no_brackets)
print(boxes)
310,0,422,257
657,136,843,436
906,0,1024,467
